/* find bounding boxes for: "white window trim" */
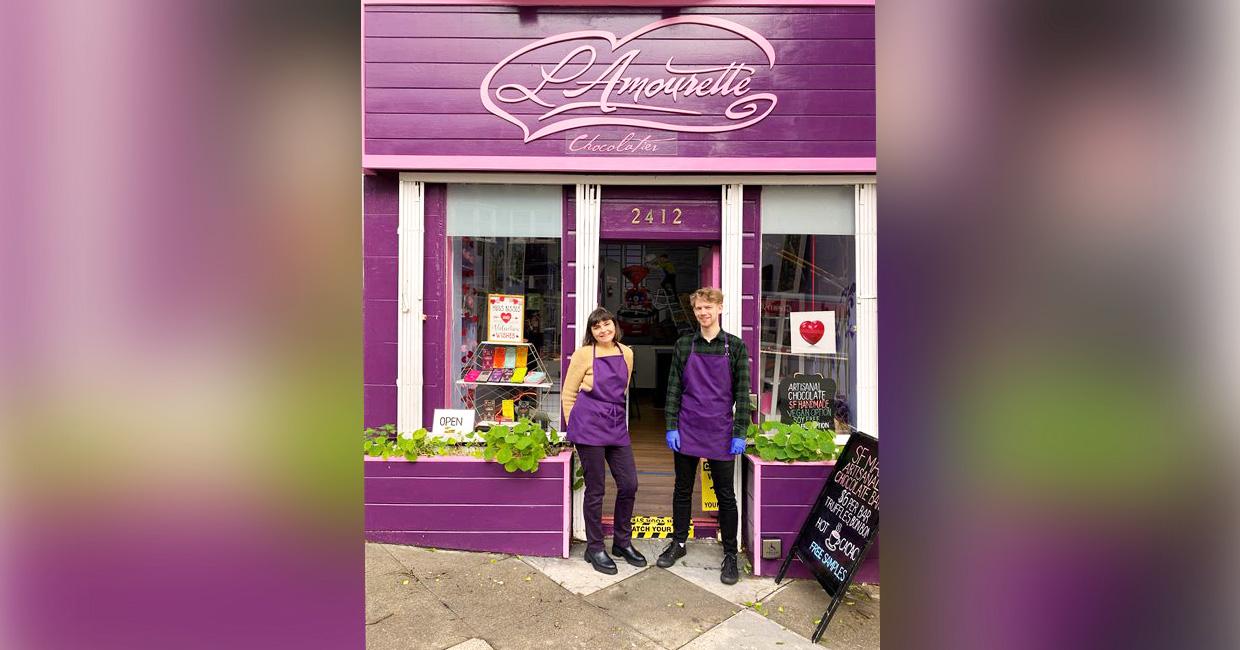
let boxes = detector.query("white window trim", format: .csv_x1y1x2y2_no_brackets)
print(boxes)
855,183,878,435
397,178,425,433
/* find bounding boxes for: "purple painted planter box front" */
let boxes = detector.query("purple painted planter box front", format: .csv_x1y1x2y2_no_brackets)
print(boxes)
364,450,573,557
363,5,875,172
745,454,879,584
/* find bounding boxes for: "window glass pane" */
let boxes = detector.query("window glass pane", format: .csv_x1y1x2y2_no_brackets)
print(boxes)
446,184,562,237
448,185,562,426
758,233,856,428
762,186,854,235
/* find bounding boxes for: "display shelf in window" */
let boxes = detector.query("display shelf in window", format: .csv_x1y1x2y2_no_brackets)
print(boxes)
457,341,555,428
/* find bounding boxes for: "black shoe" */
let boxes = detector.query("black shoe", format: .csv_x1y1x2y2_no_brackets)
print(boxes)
584,549,618,575
656,541,687,568
721,553,740,585
611,543,647,567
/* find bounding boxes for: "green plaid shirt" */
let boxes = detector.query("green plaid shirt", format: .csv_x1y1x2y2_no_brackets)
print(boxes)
665,329,752,438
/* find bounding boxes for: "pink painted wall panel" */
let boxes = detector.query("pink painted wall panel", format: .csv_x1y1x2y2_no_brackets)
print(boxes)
366,88,874,115
367,531,563,556
364,384,397,429
363,5,874,170
364,453,571,557
364,457,568,479
749,459,879,583
364,300,398,346
366,504,564,531
365,476,565,505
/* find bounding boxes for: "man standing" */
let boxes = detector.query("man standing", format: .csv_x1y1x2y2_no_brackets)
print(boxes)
658,287,750,584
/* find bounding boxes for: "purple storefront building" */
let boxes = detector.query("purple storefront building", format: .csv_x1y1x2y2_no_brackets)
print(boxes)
363,1,877,582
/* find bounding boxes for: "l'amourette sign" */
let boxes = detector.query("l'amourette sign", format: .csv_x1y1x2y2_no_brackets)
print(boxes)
362,6,876,170
481,17,777,143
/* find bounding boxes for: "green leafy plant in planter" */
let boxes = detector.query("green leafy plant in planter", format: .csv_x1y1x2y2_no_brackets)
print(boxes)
475,418,563,473
364,419,564,474
746,420,840,462
363,424,454,460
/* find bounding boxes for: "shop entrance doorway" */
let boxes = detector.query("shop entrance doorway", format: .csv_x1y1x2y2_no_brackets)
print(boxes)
597,240,717,522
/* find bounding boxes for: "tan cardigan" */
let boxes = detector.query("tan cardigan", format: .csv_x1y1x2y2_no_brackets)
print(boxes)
561,343,634,426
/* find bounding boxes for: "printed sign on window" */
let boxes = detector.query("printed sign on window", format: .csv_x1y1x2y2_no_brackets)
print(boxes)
790,311,837,355
487,294,525,343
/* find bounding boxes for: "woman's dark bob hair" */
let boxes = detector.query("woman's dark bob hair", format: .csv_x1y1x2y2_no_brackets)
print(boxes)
581,307,622,346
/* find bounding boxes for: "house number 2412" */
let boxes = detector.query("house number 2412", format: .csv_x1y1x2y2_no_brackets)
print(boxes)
630,208,684,225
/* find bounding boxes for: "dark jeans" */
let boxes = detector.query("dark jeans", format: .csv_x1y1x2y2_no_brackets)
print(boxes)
672,452,737,554
576,444,638,553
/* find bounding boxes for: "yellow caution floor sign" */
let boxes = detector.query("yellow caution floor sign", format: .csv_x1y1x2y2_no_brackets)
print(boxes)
700,461,719,512
630,515,693,539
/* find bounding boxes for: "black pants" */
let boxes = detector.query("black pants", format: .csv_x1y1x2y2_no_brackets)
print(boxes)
671,452,737,554
576,444,639,553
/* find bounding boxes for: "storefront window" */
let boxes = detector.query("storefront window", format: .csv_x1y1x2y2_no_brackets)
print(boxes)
447,185,563,424
758,186,857,428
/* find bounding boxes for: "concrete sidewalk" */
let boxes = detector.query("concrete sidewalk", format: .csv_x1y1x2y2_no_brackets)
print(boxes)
366,539,879,649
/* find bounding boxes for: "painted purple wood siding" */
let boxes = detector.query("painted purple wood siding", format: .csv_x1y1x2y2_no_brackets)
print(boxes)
749,457,879,583
742,188,760,404
422,184,449,425
362,177,449,429
364,173,399,428
363,6,875,166
365,451,572,557
560,186,576,432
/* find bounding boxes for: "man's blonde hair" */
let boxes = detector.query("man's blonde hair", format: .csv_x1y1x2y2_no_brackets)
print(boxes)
689,287,724,306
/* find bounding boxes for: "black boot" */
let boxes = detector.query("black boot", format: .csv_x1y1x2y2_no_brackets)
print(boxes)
721,553,739,585
656,541,687,568
611,543,647,567
584,548,618,575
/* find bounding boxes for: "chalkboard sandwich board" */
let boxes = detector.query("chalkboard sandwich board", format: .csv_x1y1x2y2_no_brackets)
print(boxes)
775,430,879,643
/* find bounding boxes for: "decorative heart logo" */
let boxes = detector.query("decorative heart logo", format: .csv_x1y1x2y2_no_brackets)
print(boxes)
480,16,778,143
500,313,512,323
799,320,825,346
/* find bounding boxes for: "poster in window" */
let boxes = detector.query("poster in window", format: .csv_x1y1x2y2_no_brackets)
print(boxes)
487,294,525,343
790,311,837,355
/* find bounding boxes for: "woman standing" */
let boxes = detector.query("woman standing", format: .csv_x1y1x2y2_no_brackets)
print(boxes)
562,308,647,574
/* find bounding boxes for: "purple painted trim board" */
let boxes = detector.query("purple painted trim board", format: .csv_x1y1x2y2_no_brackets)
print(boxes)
363,6,875,171
365,1,876,6
363,155,877,174
365,450,573,558
747,454,879,583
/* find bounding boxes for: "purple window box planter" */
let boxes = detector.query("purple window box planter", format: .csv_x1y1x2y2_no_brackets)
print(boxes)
365,449,573,558
744,454,879,584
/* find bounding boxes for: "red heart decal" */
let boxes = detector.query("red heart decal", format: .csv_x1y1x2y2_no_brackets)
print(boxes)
500,313,512,323
799,320,825,345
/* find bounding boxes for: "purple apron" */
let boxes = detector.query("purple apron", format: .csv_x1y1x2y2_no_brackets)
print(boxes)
678,337,735,461
566,345,629,446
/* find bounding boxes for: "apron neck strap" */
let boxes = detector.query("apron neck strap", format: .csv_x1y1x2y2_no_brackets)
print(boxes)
691,333,729,354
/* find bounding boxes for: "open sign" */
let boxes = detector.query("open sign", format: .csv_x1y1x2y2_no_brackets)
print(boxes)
432,409,475,440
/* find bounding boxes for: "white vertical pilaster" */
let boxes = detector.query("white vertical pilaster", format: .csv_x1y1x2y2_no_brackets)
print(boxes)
397,178,426,433
572,183,601,541
721,183,745,552
855,183,878,435
574,184,602,332
720,184,745,334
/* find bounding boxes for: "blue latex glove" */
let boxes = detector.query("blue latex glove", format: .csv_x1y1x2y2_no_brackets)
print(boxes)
666,429,681,452
729,437,747,455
